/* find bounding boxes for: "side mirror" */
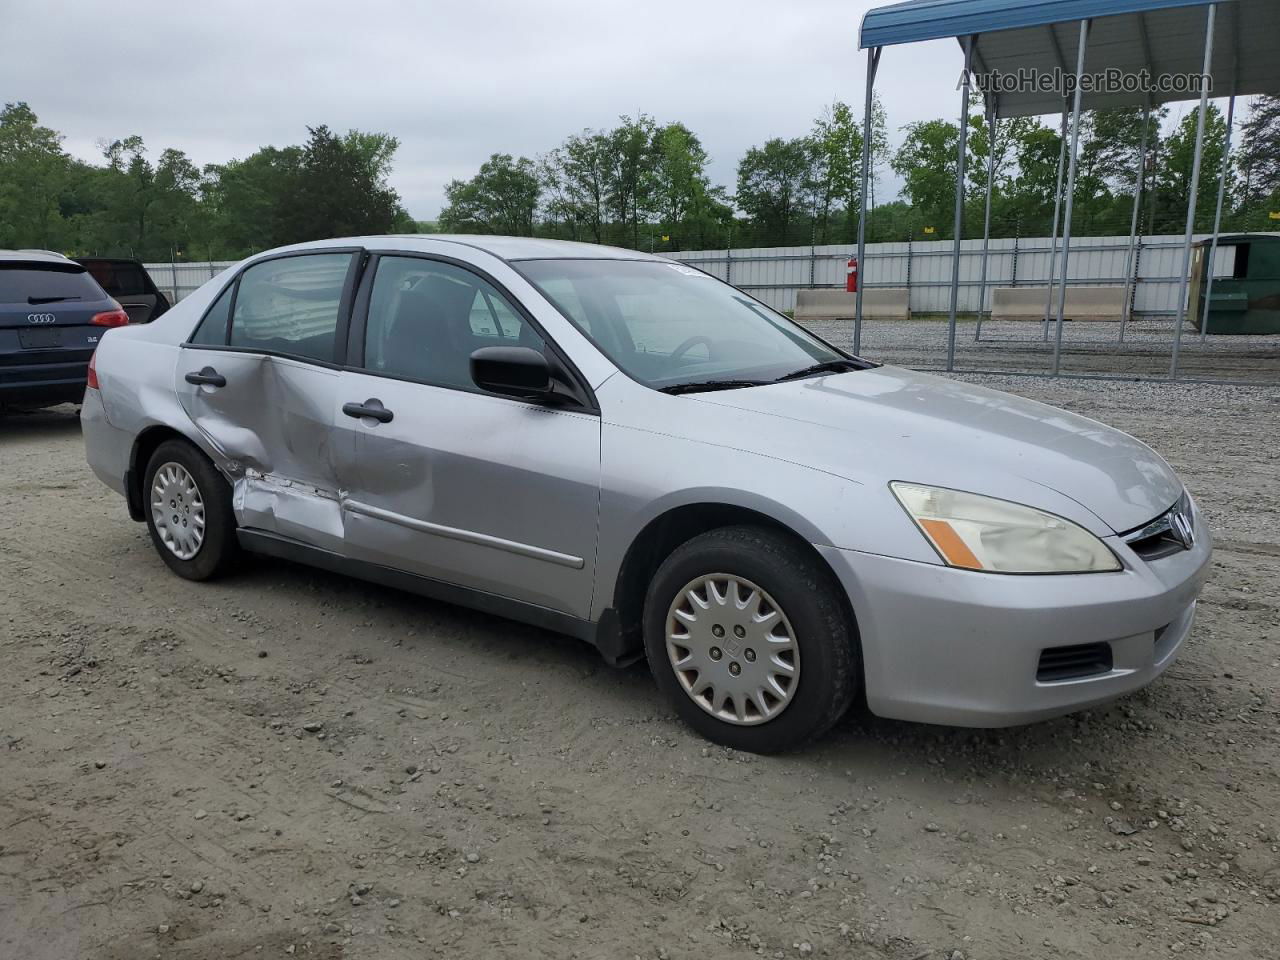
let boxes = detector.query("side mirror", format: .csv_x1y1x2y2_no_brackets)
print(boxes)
470,346,554,401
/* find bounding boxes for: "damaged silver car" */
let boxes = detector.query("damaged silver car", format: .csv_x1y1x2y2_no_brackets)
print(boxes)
83,236,1211,753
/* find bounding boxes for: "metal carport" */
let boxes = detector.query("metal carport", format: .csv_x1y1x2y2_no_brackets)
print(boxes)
853,0,1280,377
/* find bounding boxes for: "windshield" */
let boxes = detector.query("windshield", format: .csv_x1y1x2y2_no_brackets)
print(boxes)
518,258,853,390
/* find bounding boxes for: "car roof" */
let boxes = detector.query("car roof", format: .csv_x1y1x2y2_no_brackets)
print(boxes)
0,249,79,267
74,256,147,266
256,235,669,264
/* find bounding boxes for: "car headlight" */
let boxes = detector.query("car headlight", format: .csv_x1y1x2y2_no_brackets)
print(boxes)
890,482,1121,574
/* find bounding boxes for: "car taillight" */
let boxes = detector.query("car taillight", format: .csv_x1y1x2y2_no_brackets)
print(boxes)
91,304,130,327
87,350,100,390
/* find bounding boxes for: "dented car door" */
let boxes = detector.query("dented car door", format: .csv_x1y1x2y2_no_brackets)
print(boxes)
175,250,362,552
331,254,601,619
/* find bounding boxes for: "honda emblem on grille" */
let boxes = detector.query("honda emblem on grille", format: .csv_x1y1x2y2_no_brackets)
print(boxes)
1169,510,1195,551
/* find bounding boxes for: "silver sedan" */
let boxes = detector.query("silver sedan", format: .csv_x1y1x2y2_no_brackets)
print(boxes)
82,236,1211,753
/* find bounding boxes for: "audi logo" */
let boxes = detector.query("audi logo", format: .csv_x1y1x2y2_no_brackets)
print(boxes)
27,313,56,324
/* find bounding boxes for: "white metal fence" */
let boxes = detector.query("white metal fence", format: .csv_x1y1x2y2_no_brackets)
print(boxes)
148,232,1275,314
145,261,237,302
662,232,1275,315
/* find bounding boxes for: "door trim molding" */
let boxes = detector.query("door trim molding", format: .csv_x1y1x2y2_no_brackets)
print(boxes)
341,498,585,569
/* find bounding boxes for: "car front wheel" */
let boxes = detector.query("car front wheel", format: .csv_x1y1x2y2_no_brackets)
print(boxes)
143,439,239,580
643,525,858,753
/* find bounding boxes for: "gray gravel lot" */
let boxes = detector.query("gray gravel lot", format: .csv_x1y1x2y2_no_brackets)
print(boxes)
805,316,1280,382
1,373,1278,960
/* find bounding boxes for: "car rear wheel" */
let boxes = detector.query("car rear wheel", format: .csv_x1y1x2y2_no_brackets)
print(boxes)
143,439,239,580
643,525,858,753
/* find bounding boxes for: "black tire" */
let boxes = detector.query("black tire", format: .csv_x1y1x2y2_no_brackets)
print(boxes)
642,525,859,753
143,438,239,581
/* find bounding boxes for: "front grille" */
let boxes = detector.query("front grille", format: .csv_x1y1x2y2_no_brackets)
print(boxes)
1126,529,1188,561
1122,492,1193,561
1037,642,1113,683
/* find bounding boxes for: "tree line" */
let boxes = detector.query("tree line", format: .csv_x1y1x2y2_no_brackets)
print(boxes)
1,95,1278,262
443,96,1280,249
0,103,415,261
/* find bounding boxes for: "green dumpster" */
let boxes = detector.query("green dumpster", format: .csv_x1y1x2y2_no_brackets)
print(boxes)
1188,234,1280,335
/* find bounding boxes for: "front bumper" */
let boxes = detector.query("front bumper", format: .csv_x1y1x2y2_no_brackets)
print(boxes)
818,508,1212,727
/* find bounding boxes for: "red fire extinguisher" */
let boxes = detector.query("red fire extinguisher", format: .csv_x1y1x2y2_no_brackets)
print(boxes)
846,256,858,293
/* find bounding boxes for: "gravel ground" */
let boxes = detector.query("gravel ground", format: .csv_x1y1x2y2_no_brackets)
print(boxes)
804,317,1280,382
2,375,1278,960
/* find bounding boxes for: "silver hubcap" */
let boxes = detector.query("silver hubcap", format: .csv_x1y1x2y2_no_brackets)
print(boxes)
151,461,205,561
665,574,799,726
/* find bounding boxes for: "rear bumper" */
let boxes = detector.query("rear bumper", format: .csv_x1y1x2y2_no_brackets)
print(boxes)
818,509,1212,727
0,369,89,406
81,388,132,499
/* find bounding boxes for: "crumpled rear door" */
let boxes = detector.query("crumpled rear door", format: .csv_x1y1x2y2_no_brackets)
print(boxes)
175,347,344,552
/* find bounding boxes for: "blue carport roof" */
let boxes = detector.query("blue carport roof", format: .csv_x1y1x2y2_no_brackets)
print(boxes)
858,0,1280,118
859,0,1213,47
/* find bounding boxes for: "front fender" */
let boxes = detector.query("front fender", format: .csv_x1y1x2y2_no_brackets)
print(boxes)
590,420,938,621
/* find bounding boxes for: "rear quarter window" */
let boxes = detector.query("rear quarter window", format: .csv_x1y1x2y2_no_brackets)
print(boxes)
227,253,353,363
188,283,233,345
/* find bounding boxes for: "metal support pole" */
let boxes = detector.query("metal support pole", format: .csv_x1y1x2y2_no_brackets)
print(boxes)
905,234,912,300
1011,219,1020,287
1119,107,1151,344
945,35,974,371
1171,2,1216,379
1043,107,1069,342
1052,19,1091,377
726,245,732,285
974,105,997,342
1200,92,1235,342
854,45,881,356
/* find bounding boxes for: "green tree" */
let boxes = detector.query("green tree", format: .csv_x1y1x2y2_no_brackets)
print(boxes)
0,102,69,249
1238,94,1280,205
1153,105,1231,233
649,122,714,250
439,153,540,235
284,125,403,242
891,119,960,234
541,129,610,242
810,102,861,243
735,137,813,245
202,146,304,257
602,114,659,248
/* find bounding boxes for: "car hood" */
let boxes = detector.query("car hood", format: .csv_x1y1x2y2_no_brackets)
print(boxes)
688,366,1181,534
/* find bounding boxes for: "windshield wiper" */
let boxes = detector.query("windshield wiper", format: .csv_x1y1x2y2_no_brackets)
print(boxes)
772,359,864,383
28,295,81,304
658,378,771,395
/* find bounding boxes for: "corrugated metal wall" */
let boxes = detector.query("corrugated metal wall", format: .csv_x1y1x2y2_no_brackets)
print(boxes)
661,233,1266,315
148,231,1272,312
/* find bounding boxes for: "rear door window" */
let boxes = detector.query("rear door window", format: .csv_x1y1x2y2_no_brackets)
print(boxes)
0,265,106,305
228,253,354,363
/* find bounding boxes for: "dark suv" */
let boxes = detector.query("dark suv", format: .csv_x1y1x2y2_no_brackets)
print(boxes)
1,251,129,410
75,257,171,324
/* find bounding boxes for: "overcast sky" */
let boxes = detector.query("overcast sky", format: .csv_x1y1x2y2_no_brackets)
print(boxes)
4,1,1205,219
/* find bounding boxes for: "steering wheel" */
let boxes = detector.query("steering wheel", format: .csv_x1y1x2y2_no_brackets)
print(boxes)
669,335,715,364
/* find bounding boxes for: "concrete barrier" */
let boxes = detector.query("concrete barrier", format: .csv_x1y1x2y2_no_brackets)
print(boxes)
794,288,910,321
991,285,1126,322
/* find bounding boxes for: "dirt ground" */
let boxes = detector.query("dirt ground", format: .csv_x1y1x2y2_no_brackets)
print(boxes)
2,376,1278,960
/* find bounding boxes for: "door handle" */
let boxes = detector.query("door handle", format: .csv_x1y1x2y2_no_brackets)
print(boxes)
343,398,394,424
185,366,226,387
